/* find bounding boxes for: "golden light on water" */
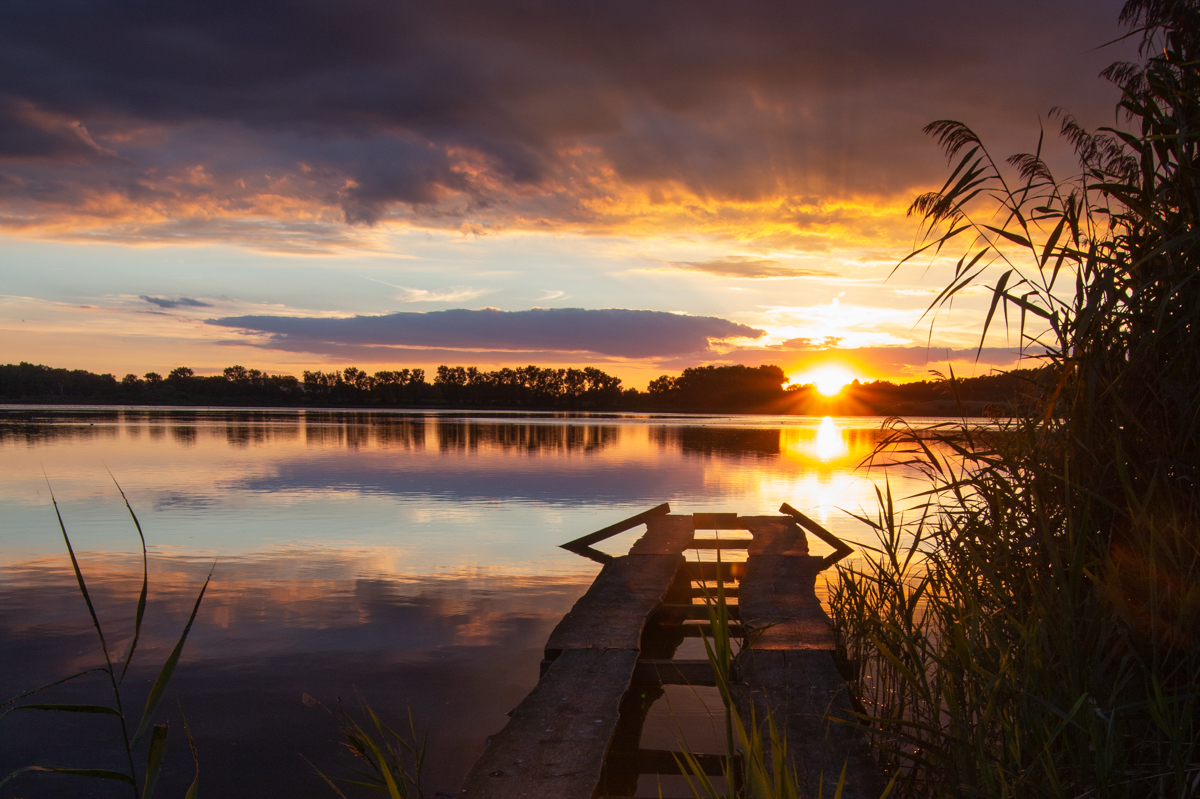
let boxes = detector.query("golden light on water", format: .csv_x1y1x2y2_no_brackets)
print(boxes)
815,416,848,461
794,365,857,397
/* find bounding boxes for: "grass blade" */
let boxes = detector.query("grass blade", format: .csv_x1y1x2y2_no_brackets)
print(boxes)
133,566,212,747
12,703,122,716
46,480,113,668
0,765,136,789
141,723,170,799
109,474,149,685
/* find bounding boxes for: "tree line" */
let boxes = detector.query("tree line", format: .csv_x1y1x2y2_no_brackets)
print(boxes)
0,360,1044,414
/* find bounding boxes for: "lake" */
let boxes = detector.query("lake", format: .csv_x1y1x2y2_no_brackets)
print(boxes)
0,407,941,798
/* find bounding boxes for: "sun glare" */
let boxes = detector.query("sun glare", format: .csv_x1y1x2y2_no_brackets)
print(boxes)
797,366,856,397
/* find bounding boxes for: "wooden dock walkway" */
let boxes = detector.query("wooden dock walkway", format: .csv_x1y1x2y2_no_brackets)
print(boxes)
456,504,884,799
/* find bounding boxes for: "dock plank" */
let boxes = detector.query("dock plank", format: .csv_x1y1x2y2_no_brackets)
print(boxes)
561,504,671,550
744,518,808,556
545,555,683,656
735,649,885,799
457,648,640,799
739,554,834,650
627,515,696,556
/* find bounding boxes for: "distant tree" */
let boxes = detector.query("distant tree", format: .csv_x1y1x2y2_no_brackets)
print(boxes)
168,366,194,380
143,372,162,383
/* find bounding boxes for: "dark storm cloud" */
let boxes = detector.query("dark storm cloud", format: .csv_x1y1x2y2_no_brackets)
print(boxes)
0,96,116,163
0,0,1134,238
140,295,212,309
209,307,764,358
664,257,835,279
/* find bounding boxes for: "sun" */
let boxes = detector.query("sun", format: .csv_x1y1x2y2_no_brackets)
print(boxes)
795,366,856,397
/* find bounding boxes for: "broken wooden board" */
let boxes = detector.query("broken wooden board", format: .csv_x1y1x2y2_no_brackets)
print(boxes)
632,659,715,686
627,514,696,556
692,512,740,530
561,503,671,550
738,553,835,650
744,518,809,557
735,649,885,799
780,503,853,566
545,554,684,657
457,648,640,799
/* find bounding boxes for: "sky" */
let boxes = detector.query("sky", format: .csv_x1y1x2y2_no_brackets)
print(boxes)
0,0,1137,389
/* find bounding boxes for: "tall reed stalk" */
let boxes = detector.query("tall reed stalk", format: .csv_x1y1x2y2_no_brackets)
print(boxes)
829,2,1200,796
0,481,210,798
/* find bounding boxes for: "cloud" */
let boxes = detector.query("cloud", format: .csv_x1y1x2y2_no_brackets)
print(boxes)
663,256,834,279
0,0,1134,246
140,295,213,309
208,307,764,359
393,286,494,303
0,96,117,163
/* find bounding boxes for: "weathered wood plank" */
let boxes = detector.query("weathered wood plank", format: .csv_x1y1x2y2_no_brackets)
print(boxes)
561,503,671,550
457,648,640,799
690,537,752,549
735,649,885,799
693,512,740,529
779,503,853,566
684,561,746,582
628,514,696,555
745,518,808,557
545,554,683,656
632,659,716,686
605,749,732,776
654,603,740,622
739,554,834,650
692,585,738,598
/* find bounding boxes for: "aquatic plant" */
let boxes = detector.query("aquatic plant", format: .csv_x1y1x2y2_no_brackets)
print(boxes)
0,482,210,798
829,1,1200,796
676,554,894,799
303,692,427,799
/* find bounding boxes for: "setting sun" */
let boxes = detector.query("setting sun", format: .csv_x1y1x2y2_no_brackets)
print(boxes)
795,366,857,397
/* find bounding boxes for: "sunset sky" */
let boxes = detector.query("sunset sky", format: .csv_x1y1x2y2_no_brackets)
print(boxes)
0,0,1136,388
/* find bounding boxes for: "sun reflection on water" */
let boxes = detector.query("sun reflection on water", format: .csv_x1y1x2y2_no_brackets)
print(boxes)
815,416,848,461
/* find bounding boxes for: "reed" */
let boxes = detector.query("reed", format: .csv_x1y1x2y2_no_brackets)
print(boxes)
0,480,211,798
828,2,1200,796
303,692,427,799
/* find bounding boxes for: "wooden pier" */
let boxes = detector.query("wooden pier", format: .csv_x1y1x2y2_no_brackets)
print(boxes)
456,504,884,799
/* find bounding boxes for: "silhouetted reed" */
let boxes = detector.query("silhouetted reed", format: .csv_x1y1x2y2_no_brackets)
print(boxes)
829,2,1200,796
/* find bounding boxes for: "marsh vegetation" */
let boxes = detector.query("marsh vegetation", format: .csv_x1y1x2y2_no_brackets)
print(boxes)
829,2,1200,795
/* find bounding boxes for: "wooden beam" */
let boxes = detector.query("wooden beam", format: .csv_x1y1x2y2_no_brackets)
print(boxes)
735,649,885,799
654,603,740,622
605,749,732,776
693,512,740,530
779,503,854,566
561,503,671,550
690,537,751,549
545,554,684,657
684,561,746,581
738,553,835,650
692,585,738,598
628,515,697,556
632,659,716,686
457,648,640,799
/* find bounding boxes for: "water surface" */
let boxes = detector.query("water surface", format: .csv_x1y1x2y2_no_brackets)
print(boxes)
0,407,943,797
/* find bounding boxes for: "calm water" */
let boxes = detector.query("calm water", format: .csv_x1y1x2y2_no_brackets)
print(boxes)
0,407,941,798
